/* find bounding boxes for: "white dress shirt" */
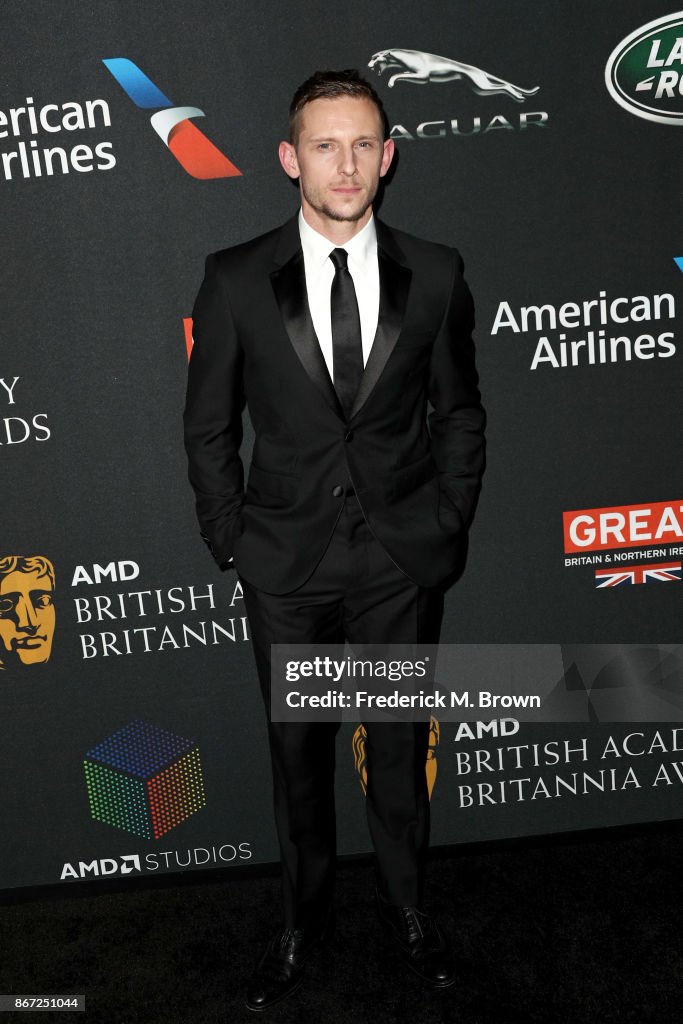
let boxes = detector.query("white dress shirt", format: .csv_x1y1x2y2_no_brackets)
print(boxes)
298,210,380,377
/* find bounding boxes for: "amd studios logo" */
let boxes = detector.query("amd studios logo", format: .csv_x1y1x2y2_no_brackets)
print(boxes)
606,12,683,125
61,719,252,881
367,47,549,139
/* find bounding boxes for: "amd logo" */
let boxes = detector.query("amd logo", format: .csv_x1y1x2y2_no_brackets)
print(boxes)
454,719,520,742
60,854,141,881
71,561,140,586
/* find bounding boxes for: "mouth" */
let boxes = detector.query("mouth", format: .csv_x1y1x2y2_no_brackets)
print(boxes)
14,636,47,649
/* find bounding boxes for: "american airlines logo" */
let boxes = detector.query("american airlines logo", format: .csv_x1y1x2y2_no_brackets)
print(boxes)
102,58,241,179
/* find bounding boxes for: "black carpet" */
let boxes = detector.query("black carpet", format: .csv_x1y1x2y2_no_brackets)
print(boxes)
1,822,681,1024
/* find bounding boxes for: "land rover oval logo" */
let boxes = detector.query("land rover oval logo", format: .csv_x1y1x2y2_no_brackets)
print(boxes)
605,12,683,125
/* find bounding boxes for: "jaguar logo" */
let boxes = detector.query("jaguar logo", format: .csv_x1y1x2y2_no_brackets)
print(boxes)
368,48,540,102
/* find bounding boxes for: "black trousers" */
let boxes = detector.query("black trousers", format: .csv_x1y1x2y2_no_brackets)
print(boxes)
240,497,444,928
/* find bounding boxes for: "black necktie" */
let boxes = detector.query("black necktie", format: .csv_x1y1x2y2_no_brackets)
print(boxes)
329,247,363,417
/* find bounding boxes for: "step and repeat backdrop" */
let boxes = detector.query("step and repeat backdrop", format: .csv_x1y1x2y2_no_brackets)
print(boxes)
2,1,682,890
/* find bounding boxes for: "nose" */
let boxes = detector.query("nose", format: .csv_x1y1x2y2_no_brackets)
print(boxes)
16,596,39,632
338,144,358,177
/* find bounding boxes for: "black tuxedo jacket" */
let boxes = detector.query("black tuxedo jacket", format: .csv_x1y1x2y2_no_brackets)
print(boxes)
184,215,485,594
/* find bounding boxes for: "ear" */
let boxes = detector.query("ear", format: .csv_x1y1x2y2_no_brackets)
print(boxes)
278,141,300,180
379,138,394,178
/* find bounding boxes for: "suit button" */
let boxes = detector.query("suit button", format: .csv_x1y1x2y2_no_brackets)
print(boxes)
332,485,344,498
344,430,354,442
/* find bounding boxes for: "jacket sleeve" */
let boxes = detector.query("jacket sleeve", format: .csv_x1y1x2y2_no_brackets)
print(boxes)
428,251,486,528
183,253,246,567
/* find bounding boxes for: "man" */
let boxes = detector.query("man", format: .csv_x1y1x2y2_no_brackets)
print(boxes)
0,555,56,670
184,69,485,1010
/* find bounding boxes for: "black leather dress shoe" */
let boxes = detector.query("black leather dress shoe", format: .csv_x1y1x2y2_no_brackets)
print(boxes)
375,892,456,988
245,915,333,1011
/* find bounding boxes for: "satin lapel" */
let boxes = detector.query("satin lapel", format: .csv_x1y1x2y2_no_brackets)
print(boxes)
349,243,411,420
270,248,344,420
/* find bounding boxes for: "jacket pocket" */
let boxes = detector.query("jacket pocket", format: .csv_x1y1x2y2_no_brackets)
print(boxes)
392,454,437,501
246,463,297,502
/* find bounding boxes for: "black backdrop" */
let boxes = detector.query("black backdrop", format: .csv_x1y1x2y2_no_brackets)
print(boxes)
2,1,682,890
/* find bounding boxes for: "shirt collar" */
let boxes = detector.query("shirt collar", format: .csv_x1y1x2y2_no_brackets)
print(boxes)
298,210,377,271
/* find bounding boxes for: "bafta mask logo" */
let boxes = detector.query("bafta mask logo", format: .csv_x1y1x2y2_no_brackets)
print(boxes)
353,717,440,800
0,555,55,669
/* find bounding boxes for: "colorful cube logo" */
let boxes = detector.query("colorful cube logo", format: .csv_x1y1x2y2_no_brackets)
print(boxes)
84,721,206,839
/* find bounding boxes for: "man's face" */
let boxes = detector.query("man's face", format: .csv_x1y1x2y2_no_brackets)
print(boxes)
0,570,55,667
279,96,394,234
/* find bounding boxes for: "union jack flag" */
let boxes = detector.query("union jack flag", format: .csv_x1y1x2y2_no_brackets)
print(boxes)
595,561,682,588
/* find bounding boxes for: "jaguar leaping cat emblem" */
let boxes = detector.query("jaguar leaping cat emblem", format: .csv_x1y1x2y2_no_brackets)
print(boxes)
368,48,539,102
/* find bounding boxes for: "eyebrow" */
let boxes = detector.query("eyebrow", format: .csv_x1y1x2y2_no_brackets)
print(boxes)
306,133,381,143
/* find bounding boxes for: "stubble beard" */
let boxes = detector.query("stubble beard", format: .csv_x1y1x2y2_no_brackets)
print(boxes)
301,180,378,223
